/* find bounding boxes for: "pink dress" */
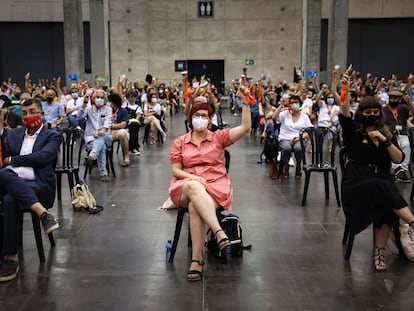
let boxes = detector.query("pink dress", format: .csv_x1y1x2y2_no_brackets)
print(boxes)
169,129,234,211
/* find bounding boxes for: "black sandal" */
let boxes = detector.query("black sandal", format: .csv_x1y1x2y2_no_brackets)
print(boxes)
215,229,231,249
187,259,204,282
373,247,387,272
215,229,232,264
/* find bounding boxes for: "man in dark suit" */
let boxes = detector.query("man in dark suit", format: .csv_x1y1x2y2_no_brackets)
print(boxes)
0,98,61,282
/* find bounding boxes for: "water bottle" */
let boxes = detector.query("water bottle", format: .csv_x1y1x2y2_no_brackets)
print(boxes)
165,240,173,262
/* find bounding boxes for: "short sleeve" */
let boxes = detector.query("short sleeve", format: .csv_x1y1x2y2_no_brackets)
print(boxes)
170,137,183,164
216,128,234,147
58,105,66,117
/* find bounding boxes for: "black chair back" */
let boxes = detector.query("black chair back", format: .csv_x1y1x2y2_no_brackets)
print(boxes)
58,128,79,169
299,126,341,207
55,128,81,202
299,126,337,168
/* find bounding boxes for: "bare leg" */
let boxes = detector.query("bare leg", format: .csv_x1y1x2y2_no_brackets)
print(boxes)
393,207,414,225
180,180,228,278
187,201,208,279
118,132,130,163
149,116,166,136
373,224,391,271
30,202,47,217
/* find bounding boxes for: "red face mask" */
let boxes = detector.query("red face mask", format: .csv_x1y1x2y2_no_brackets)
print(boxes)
23,115,42,129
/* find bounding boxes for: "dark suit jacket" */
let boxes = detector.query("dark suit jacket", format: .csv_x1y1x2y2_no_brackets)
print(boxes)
2,126,61,208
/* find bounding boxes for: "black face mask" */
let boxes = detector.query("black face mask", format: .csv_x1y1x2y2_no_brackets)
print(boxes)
46,97,54,103
389,101,399,108
364,115,380,126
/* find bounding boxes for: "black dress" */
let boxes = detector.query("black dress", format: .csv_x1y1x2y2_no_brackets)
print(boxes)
339,114,407,234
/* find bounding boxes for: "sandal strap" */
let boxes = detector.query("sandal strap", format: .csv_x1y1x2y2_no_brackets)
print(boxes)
217,237,231,250
214,229,224,236
191,259,204,266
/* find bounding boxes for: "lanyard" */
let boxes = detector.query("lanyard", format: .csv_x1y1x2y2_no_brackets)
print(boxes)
387,105,399,124
327,105,333,116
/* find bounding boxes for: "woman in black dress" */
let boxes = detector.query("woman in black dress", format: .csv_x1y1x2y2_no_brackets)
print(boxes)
340,77,414,271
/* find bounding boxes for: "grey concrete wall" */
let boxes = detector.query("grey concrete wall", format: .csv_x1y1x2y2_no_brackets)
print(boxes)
108,0,302,85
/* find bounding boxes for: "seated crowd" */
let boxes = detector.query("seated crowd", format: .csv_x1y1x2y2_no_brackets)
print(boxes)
226,68,414,183
1,67,414,282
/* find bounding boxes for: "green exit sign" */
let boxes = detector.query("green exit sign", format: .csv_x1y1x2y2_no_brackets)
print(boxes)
245,59,256,65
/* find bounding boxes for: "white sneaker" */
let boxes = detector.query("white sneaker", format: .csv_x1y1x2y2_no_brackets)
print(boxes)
288,157,295,167
131,149,140,155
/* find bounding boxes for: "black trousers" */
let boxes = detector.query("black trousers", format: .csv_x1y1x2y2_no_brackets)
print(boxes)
0,169,41,255
128,122,141,151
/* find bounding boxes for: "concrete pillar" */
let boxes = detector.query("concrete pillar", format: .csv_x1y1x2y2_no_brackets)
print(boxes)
63,0,84,87
301,0,321,80
327,0,349,79
89,0,110,85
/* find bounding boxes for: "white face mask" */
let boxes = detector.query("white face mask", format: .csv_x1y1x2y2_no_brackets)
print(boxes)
151,98,157,104
291,103,300,111
192,117,209,131
96,98,105,106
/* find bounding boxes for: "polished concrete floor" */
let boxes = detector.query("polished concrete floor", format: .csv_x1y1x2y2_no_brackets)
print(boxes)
1,109,414,311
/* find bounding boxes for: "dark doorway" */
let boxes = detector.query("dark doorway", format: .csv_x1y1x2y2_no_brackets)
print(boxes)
320,18,414,78
187,60,224,94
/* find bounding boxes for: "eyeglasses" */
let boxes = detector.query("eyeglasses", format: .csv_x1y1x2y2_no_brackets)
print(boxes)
95,96,105,99
193,113,209,119
22,110,41,117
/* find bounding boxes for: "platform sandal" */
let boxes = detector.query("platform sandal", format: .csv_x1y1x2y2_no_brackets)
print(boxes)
373,246,387,272
215,229,232,264
187,259,204,282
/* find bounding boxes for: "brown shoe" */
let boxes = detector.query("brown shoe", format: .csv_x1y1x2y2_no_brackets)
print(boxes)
295,165,302,179
269,164,279,179
282,166,289,179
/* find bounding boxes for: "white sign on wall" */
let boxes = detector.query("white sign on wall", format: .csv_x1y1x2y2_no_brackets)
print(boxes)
198,1,213,18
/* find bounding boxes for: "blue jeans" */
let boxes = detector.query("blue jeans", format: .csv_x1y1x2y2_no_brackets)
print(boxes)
68,115,85,128
86,134,112,176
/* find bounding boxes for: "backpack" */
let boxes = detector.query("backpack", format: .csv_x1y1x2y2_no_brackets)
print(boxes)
205,212,251,258
71,181,103,214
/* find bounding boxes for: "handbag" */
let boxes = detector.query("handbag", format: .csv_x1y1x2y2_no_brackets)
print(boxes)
399,224,414,261
71,181,103,214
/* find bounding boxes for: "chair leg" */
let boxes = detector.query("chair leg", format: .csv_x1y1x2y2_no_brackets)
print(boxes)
332,171,341,207
301,172,311,206
169,207,187,263
56,172,62,201
344,233,354,260
410,182,414,201
342,222,350,245
30,212,45,262
324,171,330,200
74,170,80,184
48,232,56,248
107,149,116,178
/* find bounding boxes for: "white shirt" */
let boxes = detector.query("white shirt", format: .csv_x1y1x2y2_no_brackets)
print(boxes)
66,97,88,115
7,125,43,180
278,110,313,140
301,98,313,115
318,101,340,127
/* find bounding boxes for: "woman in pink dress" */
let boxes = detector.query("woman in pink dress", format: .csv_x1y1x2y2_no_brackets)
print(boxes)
169,91,251,281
